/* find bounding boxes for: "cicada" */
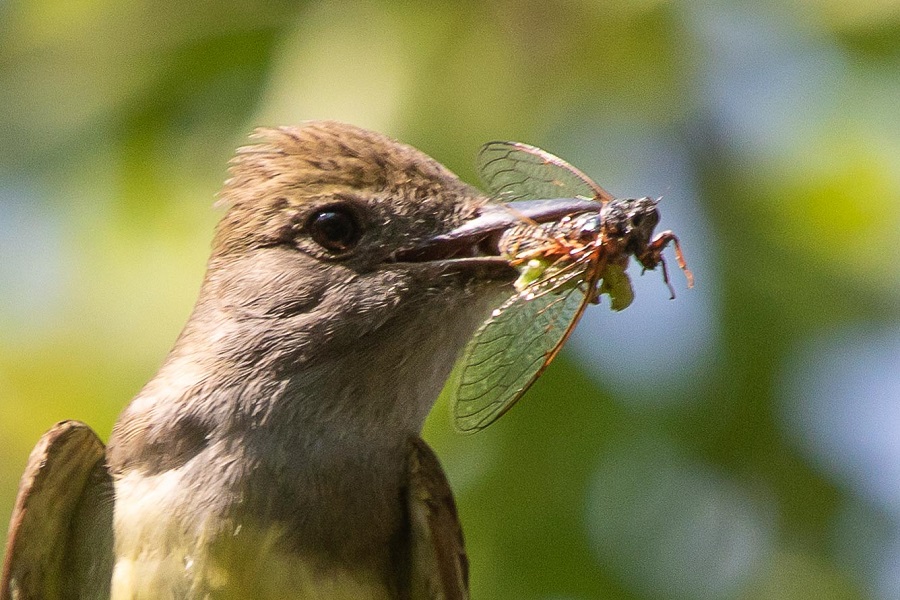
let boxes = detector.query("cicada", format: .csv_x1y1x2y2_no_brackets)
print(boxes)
450,141,693,433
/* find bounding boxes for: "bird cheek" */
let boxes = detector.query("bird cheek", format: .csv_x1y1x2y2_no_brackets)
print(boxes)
208,250,331,320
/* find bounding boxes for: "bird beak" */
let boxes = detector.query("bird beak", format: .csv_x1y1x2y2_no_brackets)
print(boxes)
393,198,599,265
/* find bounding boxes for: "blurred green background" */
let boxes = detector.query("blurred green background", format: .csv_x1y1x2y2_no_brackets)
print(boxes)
2,0,899,598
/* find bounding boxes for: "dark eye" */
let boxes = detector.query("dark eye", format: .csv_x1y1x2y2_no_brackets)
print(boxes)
307,207,362,252
632,209,659,230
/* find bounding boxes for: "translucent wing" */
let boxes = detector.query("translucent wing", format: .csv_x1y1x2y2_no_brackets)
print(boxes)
451,268,593,434
477,141,615,204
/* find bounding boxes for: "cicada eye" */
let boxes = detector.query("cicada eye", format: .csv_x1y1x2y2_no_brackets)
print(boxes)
628,198,660,232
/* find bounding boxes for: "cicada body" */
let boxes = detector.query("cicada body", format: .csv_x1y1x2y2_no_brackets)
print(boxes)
450,142,692,433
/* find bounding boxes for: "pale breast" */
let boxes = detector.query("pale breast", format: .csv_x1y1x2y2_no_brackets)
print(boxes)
111,468,395,600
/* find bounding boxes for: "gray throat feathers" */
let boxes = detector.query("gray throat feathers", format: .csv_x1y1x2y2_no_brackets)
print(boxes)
107,264,497,566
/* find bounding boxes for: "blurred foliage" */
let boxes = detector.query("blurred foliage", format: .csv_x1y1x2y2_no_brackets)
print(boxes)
2,1,900,598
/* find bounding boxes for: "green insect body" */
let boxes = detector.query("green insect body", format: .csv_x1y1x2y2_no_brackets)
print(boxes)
597,263,634,311
512,258,552,293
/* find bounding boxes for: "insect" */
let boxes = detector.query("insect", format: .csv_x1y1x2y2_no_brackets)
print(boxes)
450,141,693,433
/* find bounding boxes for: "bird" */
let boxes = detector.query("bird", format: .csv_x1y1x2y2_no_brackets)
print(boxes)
1,121,596,599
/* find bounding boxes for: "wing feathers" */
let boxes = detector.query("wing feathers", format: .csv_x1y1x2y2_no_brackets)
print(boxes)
2,420,113,600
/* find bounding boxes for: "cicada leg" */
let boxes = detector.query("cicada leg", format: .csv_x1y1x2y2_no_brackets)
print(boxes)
642,231,694,299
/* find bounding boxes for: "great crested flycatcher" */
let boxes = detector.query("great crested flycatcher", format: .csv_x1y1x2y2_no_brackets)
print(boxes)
1,121,593,599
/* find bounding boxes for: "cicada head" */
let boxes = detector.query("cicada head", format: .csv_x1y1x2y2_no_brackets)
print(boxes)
622,197,662,260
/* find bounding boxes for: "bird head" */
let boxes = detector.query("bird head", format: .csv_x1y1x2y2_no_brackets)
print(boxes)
132,121,592,446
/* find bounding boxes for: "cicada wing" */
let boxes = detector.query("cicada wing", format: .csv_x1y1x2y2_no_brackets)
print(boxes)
477,141,615,204
451,282,589,434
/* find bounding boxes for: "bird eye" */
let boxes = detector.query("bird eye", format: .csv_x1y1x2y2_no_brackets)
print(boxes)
307,206,362,253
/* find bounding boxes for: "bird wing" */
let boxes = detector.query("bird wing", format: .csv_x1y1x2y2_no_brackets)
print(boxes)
406,437,469,600
1,420,114,600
